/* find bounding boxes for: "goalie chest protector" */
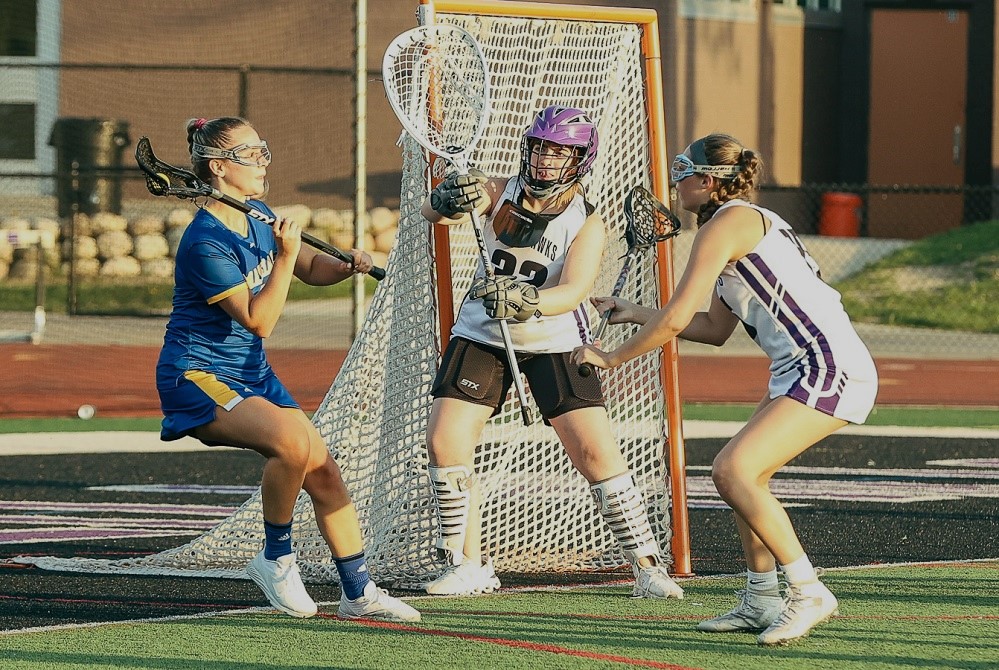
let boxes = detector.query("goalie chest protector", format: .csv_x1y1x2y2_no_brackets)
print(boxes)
450,177,593,353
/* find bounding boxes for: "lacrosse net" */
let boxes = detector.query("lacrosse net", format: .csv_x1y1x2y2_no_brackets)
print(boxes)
21,2,686,584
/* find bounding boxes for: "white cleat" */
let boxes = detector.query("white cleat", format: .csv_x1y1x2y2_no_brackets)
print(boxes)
697,589,786,632
757,581,839,646
424,557,501,596
632,565,684,599
337,581,421,622
245,551,318,618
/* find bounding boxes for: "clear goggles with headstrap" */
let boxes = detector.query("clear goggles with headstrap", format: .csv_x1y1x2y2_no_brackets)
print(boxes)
193,141,272,167
670,153,741,183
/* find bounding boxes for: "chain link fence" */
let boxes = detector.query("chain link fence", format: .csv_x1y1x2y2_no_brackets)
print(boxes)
2,56,997,364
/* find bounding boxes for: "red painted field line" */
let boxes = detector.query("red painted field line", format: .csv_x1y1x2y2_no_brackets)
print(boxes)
451,609,999,622
445,609,703,622
318,613,702,670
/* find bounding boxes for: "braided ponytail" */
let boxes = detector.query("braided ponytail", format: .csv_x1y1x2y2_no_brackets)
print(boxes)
693,135,765,225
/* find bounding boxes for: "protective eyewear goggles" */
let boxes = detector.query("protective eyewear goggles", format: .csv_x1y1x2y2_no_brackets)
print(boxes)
670,153,740,183
193,141,272,167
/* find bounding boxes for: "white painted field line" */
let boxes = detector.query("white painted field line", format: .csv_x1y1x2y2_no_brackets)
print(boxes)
1,422,996,457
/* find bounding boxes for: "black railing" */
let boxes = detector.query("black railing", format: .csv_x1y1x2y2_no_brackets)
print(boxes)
759,183,998,237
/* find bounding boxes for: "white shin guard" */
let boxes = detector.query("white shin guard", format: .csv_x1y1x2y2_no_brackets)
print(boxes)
428,464,474,566
590,471,662,566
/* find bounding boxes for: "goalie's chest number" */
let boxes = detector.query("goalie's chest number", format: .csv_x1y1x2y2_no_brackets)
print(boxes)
490,249,548,287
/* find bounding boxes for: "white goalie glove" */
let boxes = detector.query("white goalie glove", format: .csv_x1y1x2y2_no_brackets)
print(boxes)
469,276,541,321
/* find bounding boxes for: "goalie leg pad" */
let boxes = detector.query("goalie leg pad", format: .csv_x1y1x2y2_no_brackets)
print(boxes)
590,471,662,565
428,464,475,565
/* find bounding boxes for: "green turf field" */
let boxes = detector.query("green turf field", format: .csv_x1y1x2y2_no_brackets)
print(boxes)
1,563,995,670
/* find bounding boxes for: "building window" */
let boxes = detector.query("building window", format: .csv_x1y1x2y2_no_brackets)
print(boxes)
0,0,38,57
0,103,36,159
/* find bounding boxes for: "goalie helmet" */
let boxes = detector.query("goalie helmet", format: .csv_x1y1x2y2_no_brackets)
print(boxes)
519,106,599,198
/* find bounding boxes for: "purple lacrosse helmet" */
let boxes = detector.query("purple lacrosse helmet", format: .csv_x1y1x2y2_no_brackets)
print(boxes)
519,105,599,198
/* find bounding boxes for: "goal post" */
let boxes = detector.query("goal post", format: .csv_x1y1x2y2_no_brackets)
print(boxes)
17,0,692,583
421,0,691,575
0,230,54,345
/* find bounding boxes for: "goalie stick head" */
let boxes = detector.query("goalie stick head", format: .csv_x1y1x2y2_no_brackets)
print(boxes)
623,186,683,250
381,24,490,173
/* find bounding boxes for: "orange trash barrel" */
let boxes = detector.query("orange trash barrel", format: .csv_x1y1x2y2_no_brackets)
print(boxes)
818,192,862,237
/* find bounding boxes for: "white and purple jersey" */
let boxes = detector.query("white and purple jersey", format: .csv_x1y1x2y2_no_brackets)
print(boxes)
451,178,593,353
713,200,878,423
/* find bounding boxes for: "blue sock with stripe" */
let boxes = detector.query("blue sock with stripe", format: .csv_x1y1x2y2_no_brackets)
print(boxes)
263,519,293,560
334,552,371,600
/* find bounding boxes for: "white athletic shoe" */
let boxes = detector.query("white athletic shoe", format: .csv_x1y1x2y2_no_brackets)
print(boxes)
424,557,501,596
337,580,421,622
632,565,685,599
696,589,786,632
245,551,318,618
757,581,839,646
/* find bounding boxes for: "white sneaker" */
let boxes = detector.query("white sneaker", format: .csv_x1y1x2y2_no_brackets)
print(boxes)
424,557,501,596
632,565,684,599
245,551,318,618
757,581,839,646
697,589,786,632
337,581,421,622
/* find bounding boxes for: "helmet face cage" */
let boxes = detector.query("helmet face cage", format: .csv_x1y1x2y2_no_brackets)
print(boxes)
519,106,598,198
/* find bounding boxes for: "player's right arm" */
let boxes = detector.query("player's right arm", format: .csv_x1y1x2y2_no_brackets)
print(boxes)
676,292,740,346
215,218,301,338
420,171,501,225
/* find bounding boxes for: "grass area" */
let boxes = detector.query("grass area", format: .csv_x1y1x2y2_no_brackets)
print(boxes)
1,563,996,669
1,404,995,434
0,275,377,316
835,219,999,332
683,402,999,429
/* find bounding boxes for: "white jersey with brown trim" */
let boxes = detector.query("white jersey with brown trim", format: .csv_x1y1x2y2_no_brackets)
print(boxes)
450,177,594,353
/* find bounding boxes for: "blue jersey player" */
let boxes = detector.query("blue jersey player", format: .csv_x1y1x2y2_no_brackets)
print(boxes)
156,116,418,623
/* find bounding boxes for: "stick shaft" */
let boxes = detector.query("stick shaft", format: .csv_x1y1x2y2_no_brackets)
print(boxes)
135,137,385,280
213,191,386,280
469,207,534,425
579,247,642,377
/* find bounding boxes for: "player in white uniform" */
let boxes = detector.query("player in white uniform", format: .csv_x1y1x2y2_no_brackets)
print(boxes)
419,106,684,600
573,133,878,645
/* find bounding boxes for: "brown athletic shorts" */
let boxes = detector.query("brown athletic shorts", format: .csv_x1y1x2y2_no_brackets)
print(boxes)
431,336,605,422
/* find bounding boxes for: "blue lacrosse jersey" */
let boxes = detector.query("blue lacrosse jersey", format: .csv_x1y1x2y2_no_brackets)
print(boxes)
156,201,279,389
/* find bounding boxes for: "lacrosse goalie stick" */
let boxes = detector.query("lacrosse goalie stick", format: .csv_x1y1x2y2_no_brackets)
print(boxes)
579,185,682,377
134,136,385,281
382,24,533,425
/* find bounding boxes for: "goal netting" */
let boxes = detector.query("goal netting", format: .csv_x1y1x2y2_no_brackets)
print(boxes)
21,1,687,584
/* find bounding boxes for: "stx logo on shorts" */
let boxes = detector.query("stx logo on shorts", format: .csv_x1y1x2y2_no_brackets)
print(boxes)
459,378,480,391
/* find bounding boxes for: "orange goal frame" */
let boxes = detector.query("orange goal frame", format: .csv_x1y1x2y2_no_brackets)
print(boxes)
419,0,691,576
